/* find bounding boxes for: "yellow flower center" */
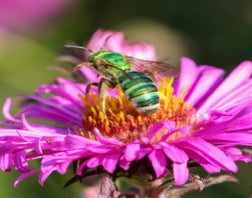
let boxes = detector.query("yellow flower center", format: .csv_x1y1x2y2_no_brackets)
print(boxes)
78,79,195,143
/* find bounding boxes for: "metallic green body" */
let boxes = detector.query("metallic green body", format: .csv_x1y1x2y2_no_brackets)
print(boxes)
119,72,160,114
88,51,131,78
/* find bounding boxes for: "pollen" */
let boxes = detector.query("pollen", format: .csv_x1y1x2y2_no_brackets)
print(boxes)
79,78,195,143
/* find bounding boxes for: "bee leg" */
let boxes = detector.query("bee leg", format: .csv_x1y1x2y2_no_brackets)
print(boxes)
85,82,99,96
143,70,157,83
98,78,117,114
56,55,81,64
72,62,94,72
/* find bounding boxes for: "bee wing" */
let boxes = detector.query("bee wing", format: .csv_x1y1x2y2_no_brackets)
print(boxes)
125,56,179,79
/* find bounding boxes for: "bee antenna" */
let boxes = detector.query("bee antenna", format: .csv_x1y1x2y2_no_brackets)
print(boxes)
64,44,94,53
100,35,112,50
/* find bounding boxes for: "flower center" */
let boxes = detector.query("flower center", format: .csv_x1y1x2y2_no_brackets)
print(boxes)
79,79,195,143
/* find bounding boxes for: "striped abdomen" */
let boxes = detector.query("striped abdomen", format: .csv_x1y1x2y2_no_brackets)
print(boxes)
118,71,160,114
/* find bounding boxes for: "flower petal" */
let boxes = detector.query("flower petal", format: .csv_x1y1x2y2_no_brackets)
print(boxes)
202,133,252,146
198,60,252,113
2,98,20,123
179,138,238,172
161,143,188,163
147,121,176,140
174,57,199,96
148,149,167,178
119,155,130,170
14,170,40,188
93,128,123,145
125,141,141,161
186,66,224,107
102,152,121,173
86,156,102,169
173,162,189,186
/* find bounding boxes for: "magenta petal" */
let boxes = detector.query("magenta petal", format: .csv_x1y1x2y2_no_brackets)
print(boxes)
102,153,121,173
22,104,81,126
86,156,102,169
36,77,85,107
0,152,12,171
39,171,51,186
208,81,252,112
2,98,20,123
93,128,122,145
229,155,252,162
87,146,113,154
198,60,252,113
147,121,176,139
21,114,37,131
39,161,56,186
0,129,56,137
201,133,252,146
14,170,40,188
223,147,252,162
58,161,72,174
185,149,221,173
197,161,221,173
224,147,242,155
125,141,141,161
65,134,101,149
186,66,224,106
161,143,188,163
54,78,85,106
13,151,29,172
33,137,43,155
81,67,100,82
39,157,59,185
199,162,221,173
119,155,130,170
86,29,156,61
86,29,124,53
173,162,189,186
24,95,82,121
174,57,199,96
148,149,167,178
136,148,151,160
77,161,88,175
180,138,238,172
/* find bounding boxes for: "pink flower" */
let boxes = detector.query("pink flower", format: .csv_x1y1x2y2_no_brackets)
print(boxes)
0,29,252,190
0,0,70,31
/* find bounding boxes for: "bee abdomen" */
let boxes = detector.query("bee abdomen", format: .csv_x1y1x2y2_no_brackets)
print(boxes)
119,72,160,114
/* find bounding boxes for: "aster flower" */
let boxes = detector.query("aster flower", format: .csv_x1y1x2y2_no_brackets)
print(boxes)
1,29,252,197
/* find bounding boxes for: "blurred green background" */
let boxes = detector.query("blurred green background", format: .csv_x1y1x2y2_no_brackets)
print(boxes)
0,0,251,197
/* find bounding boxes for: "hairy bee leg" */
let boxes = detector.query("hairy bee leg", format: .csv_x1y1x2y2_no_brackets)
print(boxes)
98,78,117,114
56,55,81,64
85,82,99,96
143,70,158,84
72,62,94,72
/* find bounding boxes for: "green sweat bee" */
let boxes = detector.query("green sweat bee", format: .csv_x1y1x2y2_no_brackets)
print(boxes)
65,40,179,115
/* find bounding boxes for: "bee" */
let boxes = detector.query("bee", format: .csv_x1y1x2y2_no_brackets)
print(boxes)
65,39,179,115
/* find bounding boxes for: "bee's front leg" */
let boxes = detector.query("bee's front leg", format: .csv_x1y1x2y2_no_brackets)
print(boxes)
72,62,94,72
98,78,117,114
85,82,99,96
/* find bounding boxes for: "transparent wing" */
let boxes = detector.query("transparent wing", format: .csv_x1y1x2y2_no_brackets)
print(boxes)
126,56,179,79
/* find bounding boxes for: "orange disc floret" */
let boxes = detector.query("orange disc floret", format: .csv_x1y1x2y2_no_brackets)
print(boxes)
79,78,195,143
